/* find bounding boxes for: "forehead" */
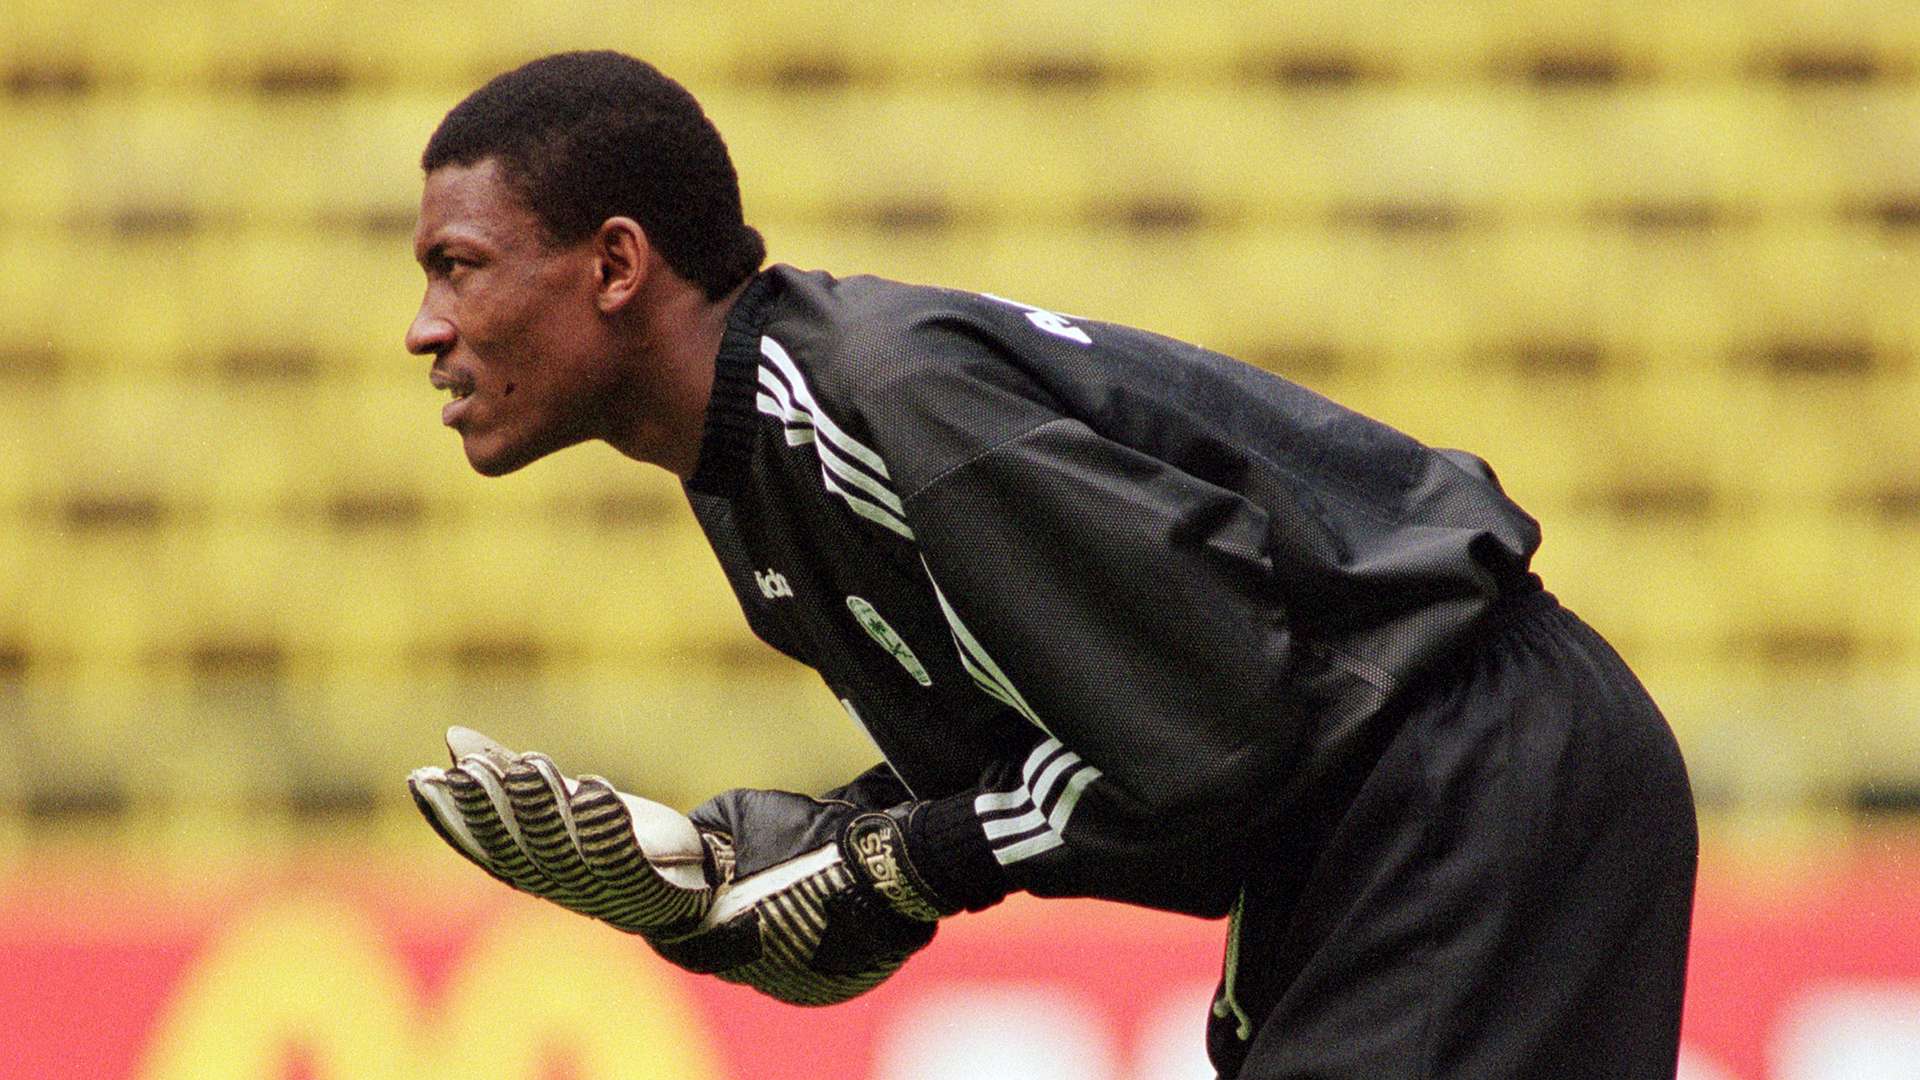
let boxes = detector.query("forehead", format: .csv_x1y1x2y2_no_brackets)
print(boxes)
413,158,546,256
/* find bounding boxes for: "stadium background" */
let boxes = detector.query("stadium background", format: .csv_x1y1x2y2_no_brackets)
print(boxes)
2,2,1918,1077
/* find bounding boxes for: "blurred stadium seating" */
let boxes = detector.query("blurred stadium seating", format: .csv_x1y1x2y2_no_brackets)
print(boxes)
0,0,1916,835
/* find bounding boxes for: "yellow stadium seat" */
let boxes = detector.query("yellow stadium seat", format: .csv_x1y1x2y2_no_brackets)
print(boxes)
205,95,440,228
311,94,445,227
1706,0,1920,81
0,378,60,514
297,518,438,677
1850,518,1920,659
1610,366,1738,485
718,85,1102,226
31,379,190,504
1837,385,1920,513
1539,510,1739,664
16,514,178,688
0,103,92,226
337,0,762,90
554,661,867,805
4,0,495,92
2,95,410,232
64,97,223,227
530,513,758,661
1551,87,1782,213
1737,223,1909,361
28,373,409,529
161,382,328,513
198,230,421,376
9,0,1919,93
0,521,35,650
158,523,327,665
0,232,193,376
2,0,208,90
607,1,979,86
1715,509,1864,663
0,94,425,230
300,372,452,506
724,84,1574,228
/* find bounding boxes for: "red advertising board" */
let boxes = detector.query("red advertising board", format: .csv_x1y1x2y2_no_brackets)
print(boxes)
3,832,1917,1080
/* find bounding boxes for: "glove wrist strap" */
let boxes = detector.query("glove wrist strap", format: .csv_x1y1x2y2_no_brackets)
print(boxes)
842,810,952,922
902,793,1010,913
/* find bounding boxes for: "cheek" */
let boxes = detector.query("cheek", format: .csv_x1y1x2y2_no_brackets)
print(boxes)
463,274,598,398
463,310,551,390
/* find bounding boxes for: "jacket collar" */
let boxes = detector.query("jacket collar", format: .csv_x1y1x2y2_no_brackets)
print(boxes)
685,269,780,496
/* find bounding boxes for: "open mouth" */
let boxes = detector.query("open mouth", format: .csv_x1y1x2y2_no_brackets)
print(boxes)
431,368,479,427
430,368,476,401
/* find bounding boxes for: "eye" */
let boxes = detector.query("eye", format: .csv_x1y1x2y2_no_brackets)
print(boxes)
422,250,476,281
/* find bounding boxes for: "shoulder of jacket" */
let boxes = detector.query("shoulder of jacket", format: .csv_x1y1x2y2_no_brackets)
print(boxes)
755,268,1075,496
762,268,989,378
755,270,998,413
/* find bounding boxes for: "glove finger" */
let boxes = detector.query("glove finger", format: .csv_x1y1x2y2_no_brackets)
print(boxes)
570,777,712,931
455,749,530,852
715,951,909,1007
755,858,850,968
444,760,564,898
445,725,515,767
504,755,608,912
407,766,494,870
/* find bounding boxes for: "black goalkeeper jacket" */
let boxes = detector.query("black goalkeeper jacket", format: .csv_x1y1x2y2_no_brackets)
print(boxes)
682,265,1542,920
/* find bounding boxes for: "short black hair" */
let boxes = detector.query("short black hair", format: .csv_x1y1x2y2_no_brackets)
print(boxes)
423,51,765,301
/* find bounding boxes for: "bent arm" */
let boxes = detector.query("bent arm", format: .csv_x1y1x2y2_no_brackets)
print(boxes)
896,418,1303,917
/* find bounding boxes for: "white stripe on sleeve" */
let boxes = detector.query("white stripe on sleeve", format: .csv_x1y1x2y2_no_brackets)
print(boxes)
976,738,1104,867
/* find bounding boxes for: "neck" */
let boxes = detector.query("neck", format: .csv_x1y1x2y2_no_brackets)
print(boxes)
604,274,752,479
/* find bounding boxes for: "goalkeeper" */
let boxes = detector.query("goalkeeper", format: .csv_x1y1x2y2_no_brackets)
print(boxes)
404,51,1697,1079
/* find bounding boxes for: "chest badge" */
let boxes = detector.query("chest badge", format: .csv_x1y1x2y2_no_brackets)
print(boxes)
846,596,933,687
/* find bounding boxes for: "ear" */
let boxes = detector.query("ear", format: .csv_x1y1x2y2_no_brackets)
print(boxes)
592,216,651,314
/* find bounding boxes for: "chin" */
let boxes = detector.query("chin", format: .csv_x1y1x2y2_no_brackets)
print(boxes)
467,456,526,478
462,429,577,477
463,438,538,477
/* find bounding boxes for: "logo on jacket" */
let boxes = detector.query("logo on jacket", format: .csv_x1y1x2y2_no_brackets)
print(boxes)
846,596,933,687
755,568,793,600
982,293,1093,346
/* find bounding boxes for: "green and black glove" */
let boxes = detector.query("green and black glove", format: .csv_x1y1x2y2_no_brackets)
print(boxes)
407,727,952,1005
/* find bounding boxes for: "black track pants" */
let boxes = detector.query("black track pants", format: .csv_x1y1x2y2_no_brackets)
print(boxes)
1209,589,1698,1080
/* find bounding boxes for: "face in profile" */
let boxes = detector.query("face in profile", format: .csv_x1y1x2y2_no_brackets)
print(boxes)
406,158,617,476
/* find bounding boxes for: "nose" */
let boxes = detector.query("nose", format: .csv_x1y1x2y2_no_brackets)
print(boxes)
406,307,454,358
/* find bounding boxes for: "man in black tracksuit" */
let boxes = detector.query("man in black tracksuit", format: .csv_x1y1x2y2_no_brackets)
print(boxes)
404,52,1698,1078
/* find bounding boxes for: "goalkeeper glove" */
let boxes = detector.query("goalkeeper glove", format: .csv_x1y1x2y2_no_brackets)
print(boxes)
407,727,952,1005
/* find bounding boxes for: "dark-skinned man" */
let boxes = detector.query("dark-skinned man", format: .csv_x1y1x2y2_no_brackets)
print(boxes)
406,50,1697,1079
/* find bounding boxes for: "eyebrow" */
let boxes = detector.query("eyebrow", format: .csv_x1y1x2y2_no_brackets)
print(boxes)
416,241,448,268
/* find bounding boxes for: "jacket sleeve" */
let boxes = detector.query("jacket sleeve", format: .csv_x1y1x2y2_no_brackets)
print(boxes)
819,761,914,809
897,414,1301,917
